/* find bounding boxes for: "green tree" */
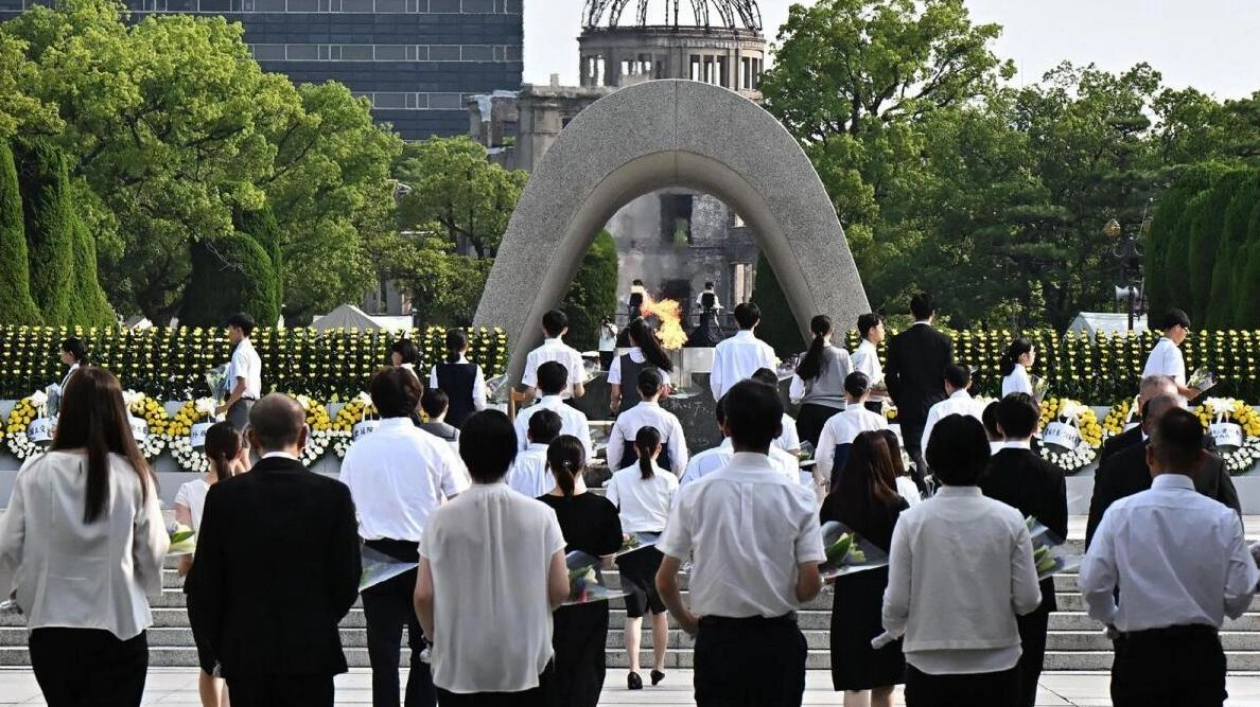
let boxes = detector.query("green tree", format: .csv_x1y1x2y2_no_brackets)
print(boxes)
1166,191,1207,317
179,232,280,328
66,213,115,327
562,230,618,351
1145,163,1226,326
0,35,60,140
1206,172,1260,329
1186,169,1249,324
233,204,283,302
0,141,40,323
15,139,74,324
751,252,805,357
1235,241,1260,329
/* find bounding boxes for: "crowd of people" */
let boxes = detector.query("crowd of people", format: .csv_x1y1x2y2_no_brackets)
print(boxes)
0,299,1254,707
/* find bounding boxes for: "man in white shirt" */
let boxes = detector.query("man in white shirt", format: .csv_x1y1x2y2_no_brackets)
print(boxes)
751,368,801,455
1141,308,1200,400
217,312,263,432
339,368,468,707
656,380,824,707
506,409,561,497
1081,408,1257,707
816,372,888,485
514,362,592,458
709,303,777,401
684,396,799,487
521,309,587,401
921,365,985,458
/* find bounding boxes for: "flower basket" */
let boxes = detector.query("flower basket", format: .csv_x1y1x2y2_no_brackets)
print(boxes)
1038,398,1103,474
1194,398,1260,475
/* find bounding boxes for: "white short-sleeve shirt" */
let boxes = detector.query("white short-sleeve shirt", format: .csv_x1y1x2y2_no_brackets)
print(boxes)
522,338,586,398
420,484,566,693
1002,363,1034,398
605,463,679,533
506,444,555,498
1142,337,1186,385
228,338,262,400
514,396,592,458
607,348,673,388
174,478,211,533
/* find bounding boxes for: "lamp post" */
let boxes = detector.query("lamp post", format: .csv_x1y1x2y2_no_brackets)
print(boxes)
1104,215,1146,331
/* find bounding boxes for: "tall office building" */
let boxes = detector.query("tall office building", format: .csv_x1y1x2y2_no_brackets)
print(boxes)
0,0,524,139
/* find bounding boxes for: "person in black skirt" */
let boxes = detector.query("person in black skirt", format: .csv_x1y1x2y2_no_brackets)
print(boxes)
789,315,853,447
820,430,909,707
428,329,486,428
537,435,623,707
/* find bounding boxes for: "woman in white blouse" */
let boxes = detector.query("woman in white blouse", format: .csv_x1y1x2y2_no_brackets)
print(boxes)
1000,338,1036,398
0,367,168,707
606,426,679,691
175,421,248,707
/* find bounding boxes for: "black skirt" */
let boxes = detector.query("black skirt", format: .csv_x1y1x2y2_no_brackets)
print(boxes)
830,566,905,691
552,602,609,707
797,403,841,448
615,545,666,618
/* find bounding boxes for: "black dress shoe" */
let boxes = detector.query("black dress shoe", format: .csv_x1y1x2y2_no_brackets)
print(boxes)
628,672,643,690
651,670,666,686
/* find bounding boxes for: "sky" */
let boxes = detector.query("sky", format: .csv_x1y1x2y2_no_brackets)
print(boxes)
524,0,1260,100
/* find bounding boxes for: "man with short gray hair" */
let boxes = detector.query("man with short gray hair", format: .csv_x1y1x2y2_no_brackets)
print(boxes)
1098,375,1181,467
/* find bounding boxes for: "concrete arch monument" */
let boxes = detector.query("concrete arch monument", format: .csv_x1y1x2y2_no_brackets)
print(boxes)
472,79,869,382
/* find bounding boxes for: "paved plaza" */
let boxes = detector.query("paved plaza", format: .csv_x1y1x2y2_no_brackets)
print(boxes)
2,669,1260,706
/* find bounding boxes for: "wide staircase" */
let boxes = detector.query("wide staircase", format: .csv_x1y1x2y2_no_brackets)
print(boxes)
2,538,1260,670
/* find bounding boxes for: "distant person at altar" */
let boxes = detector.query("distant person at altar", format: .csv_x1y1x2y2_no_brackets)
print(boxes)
414,410,569,705
851,313,888,414
1142,308,1200,400
709,303,777,401
515,361,593,457
0,367,168,707
626,278,647,320
608,368,688,476
49,336,89,414
429,328,486,429
1000,338,1036,398
390,339,421,381
1080,408,1256,707
188,394,361,707
752,368,802,455
921,365,984,460
598,316,619,370
884,293,953,473
655,380,824,707
417,388,459,449
609,318,674,415
790,314,853,447
215,313,262,432
522,309,587,401
341,369,467,707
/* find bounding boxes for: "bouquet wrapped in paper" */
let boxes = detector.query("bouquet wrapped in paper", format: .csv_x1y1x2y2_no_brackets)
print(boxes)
615,532,660,558
1031,375,1050,404
819,521,889,584
1188,368,1218,397
1026,516,1080,581
206,365,229,402
564,551,627,605
360,545,418,591
167,522,196,557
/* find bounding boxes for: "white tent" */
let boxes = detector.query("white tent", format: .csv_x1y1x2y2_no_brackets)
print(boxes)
311,304,384,332
1067,312,1148,337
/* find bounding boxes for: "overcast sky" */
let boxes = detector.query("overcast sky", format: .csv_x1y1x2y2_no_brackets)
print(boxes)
525,0,1260,100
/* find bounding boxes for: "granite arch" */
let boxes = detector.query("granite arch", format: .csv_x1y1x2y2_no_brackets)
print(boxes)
472,79,869,383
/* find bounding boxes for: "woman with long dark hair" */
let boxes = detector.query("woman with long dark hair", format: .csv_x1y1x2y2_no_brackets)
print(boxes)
790,315,853,447
428,328,486,428
0,367,167,707
609,318,674,414
879,429,922,506
821,431,908,707
606,425,679,690
537,436,624,706
175,421,248,707
1000,337,1036,398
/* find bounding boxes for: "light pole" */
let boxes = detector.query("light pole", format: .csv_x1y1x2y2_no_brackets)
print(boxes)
1104,214,1146,331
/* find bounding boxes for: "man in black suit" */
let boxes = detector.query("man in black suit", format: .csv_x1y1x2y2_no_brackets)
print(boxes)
885,293,953,472
1097,375,1180,467
1086,394,1241,549
980,393,1068,707
187,394,362,707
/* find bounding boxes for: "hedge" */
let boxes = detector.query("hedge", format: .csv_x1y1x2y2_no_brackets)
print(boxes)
562,229,618,352
0,326,508,400
0,142,40,325
15,140,74,325
180,232,281,328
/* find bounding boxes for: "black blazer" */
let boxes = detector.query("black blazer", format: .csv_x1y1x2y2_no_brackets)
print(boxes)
1086,441,1241,549
1098,425,1142,468
186,456,361,679
980,447,1068,613
884,324,953,424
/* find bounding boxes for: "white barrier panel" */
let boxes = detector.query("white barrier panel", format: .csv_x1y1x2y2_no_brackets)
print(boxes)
1211,422,1244,450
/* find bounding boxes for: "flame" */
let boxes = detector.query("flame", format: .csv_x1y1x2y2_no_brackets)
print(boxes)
640,294,687,351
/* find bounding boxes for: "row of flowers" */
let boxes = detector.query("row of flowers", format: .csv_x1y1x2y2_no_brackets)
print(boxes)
0,325,509,401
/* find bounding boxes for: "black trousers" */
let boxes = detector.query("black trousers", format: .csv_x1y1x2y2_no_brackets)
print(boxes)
228,674,335,707
796,403,840,449
904,664,1020,707
30,628,148,707
599,351,615,371
693,614,806,707
363,538,435,707
1015,608,1049,707
1111,625,1226,707
436,663,555,707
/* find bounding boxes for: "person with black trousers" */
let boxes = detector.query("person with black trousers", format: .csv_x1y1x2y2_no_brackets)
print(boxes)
429,328,486,428
186,394,362,707
980,393,1068,707
1087,394,1241,549
884,293,953,473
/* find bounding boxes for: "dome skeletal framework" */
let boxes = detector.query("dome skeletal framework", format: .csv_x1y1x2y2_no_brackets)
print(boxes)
582,0,762,32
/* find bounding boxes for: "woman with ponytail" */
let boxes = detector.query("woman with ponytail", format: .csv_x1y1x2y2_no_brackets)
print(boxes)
999,337,1036,397
606,426,679,691
538,436,623,706
175,421,247,707
790,315,854,447
429,328,487,428
609,318,674,414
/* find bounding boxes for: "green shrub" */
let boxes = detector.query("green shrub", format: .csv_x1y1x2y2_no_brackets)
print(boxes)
65,213,115,328
751,251,806,357
1146,163,1227,327
233,204,283,302
0,141,39,324
1207,172,1260,329
1188,169,1250,325
179,232,280,328
15,139,74,324
561,229,618,351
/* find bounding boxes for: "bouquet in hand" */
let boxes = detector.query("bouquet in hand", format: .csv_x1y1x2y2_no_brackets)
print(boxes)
1187,368,1218,396
1026,516,1080,580
168,522,196,556
360,545,418,591
820,521,888,583
615,532,660,557
1031,375,1050,404
206,365,228,402
564,551,626,605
